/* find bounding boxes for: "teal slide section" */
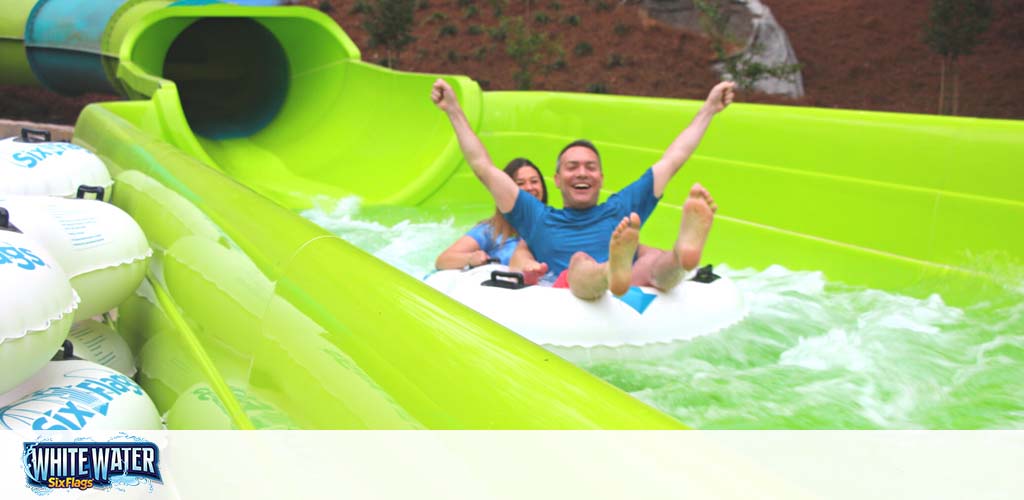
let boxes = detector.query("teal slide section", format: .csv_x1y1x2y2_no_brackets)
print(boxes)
2,2,1022,428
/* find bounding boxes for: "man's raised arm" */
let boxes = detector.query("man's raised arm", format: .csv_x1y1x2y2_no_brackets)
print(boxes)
432,79,519,213
650,81,736,198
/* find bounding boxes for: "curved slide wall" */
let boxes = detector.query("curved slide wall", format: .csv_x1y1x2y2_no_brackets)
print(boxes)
4,2,1023,428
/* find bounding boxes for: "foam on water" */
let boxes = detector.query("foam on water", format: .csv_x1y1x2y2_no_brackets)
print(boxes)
301,196,465,278
780,328,872,372
301,199,1024,429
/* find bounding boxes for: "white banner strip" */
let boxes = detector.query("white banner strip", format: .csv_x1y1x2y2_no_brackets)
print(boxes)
2,431,1021,500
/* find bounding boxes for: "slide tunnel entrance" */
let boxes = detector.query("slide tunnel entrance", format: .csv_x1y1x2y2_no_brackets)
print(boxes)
163,17,288,139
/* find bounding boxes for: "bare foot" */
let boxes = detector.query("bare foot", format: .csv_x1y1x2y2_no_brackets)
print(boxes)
674,184,715,271
568,251,608,300
689,182,717,214
608,213,641,296
521,262,549,286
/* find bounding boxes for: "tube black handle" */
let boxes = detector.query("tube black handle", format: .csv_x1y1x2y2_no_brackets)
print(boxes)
0,207,21,233
481,270,527,289
76,185,106,201
491,270,524,286
691,264,720,284
60,340,75,360
21,127,51,143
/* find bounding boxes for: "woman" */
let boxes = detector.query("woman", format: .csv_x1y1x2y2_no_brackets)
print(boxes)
435,158,547,269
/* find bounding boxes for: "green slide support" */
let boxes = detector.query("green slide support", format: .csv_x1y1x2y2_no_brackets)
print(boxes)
0,0,42,86
4,2,1022,428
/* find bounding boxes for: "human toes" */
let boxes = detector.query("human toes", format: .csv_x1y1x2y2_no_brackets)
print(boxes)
612,216,630,237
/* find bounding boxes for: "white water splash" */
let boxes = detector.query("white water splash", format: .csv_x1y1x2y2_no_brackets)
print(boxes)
301,196,465,277
780,328,872,372
300,203,1024,429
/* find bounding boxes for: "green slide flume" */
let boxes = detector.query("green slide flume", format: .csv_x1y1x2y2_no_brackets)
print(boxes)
3,2,1022,429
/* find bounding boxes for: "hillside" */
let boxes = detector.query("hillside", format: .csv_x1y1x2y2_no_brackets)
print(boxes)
1,0,1021,123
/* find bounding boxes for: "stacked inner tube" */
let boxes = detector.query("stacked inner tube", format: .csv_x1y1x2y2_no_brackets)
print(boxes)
0,224,77,393
0,128,160,430
0,127,113,200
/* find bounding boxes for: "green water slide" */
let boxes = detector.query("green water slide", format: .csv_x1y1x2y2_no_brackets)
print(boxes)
4,1,1022,429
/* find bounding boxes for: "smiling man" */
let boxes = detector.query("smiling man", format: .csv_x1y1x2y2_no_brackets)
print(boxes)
431,79,734,300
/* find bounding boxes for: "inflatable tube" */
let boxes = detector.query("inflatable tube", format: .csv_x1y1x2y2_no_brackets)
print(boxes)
0,195,151,320
0,128,113,200
165,382,299,430
0,359,162,430
68,319,136,377
426,264,748,347
0,227,79,394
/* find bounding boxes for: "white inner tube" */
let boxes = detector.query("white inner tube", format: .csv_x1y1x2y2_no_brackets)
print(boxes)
68,319,137,377
0,229,78,394
0,136,113,200
0,359,161,430
1,196,151,320
426,264,748,347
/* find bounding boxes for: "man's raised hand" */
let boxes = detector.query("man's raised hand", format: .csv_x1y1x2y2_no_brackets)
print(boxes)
704,81,736,114
431,79,459,113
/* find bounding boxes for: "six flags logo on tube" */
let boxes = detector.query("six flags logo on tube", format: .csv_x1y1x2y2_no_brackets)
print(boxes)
22,441,162,491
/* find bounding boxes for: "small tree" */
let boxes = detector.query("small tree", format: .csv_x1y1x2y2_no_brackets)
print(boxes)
363,0,417,68
924,0,992,115
503,17,562,90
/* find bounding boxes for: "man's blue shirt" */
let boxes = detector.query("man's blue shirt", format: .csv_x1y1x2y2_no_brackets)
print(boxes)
504,168,661,275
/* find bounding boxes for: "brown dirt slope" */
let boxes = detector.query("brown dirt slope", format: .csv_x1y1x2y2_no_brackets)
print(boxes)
1,0,1021,124
317,0,722,98
767,0,1024,119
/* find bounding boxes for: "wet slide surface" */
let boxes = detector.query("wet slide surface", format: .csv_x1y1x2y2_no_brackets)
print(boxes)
304,198,1024,429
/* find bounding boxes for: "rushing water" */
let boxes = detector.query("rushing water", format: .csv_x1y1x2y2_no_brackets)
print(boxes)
302,197,1024,429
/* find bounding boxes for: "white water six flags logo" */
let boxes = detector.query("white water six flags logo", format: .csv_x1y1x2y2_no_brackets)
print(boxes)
22,441,162,491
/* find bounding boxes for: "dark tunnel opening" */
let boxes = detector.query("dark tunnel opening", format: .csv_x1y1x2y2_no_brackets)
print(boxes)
164,18,288,139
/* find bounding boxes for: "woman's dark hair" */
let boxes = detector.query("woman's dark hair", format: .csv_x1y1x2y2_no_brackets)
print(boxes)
503,157,548,204
485,157,547,241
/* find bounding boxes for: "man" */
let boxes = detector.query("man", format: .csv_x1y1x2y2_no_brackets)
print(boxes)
431,79,734,300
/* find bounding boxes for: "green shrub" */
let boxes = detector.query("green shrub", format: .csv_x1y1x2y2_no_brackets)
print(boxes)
613,22,629,36
487,25,507,41
534,12,550,24
504,16,562,89
586,82,609,93
468,24,484,35
363,0,417,68
350,0,370,14
563,14,580,26
439,24,458,37
487,0,506,17
425,11,447,24
573,41,593,56
464,5,479,18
